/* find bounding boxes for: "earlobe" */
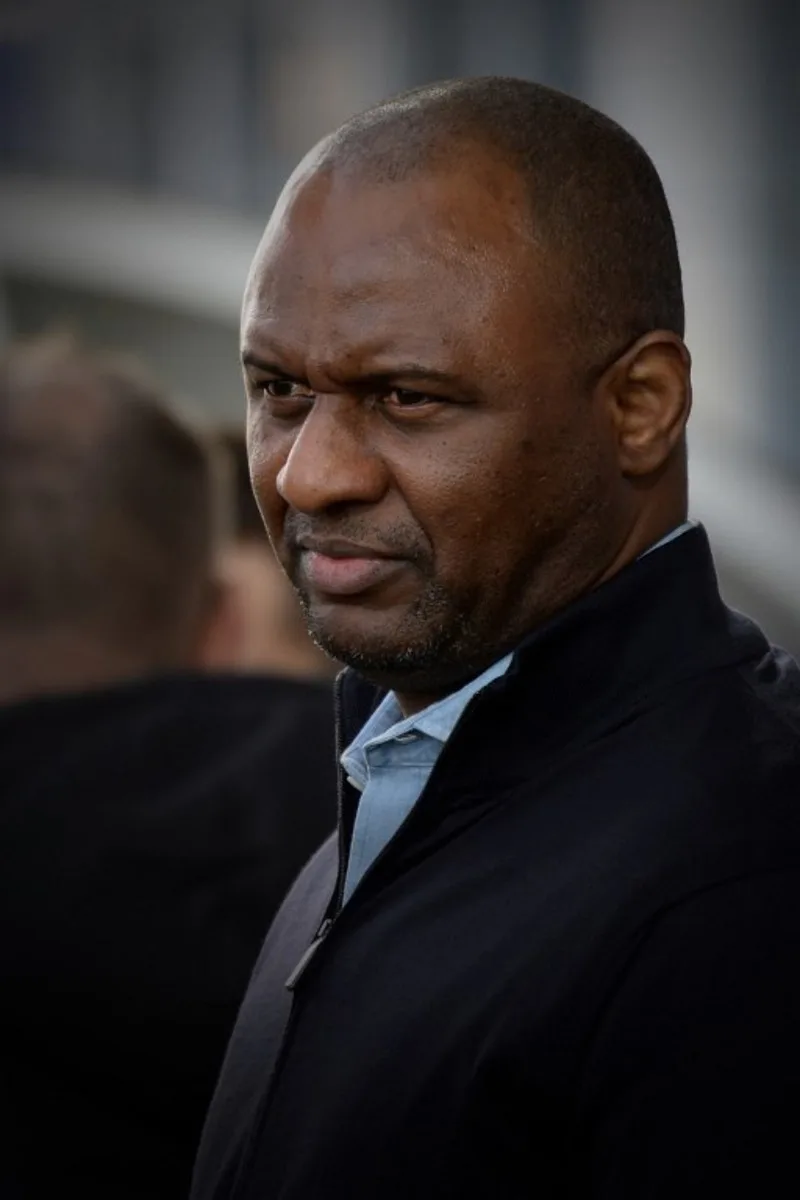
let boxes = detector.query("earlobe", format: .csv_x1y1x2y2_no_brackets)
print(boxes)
605,332,692,478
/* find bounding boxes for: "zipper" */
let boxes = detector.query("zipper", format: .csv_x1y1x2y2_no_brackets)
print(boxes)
229,898,336,1193
228,676,351,1198
282,781,426,993
283,673,349,991
332,671,351,914
285,918,333,990
286,667,511,992
320,682,499,916
229,671,509,1197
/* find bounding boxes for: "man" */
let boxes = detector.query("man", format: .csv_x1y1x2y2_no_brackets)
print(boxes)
192,78,800,1199
0,336,336,1200
213,427,336,680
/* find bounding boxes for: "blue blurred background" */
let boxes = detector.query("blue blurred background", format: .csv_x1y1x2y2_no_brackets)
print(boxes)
1,0,797,649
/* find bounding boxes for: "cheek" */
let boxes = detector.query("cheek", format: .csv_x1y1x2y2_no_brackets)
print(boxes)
247,418,290,541
404,417,588,576
397,435,530,567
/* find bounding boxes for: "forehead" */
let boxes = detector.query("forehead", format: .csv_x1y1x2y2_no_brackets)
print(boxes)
242,159,549,369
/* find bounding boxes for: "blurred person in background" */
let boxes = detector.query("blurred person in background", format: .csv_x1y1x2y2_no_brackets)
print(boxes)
193,78,800,1200
0,335,336,1200
214,427,336,680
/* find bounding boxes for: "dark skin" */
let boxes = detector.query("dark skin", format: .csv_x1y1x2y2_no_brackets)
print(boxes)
242,143,691,715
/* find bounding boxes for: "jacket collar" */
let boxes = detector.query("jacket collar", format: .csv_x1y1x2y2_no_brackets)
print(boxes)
337,526,766,791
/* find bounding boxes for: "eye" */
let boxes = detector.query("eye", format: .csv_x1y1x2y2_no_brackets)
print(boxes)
251,378,316,420
261,379,315,400
383,389,440,411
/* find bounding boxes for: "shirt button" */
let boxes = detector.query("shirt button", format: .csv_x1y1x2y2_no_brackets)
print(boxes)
394,731,419,744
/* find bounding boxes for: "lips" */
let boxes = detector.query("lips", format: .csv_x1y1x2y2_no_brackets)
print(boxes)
300,550,406,597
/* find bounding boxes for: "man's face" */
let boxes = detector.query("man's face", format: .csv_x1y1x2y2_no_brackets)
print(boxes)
243,153,624,695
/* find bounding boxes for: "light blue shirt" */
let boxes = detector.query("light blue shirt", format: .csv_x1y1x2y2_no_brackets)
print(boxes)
340,520,695,901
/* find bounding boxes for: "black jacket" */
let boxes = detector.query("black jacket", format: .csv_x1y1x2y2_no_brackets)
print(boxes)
0,672,336,1200
192,528,800,1200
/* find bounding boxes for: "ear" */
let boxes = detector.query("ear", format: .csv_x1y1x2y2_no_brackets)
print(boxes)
600,331,692,477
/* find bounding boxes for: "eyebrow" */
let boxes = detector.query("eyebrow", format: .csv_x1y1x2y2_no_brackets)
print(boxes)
241,350,464,392
241,351,297,377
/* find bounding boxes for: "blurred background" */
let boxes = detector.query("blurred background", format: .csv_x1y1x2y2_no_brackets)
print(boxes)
1,0,797,650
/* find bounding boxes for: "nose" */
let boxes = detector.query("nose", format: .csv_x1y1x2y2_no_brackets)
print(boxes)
276,396,389,514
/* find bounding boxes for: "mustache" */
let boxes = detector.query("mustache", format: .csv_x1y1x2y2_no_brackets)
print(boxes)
283,512,430,566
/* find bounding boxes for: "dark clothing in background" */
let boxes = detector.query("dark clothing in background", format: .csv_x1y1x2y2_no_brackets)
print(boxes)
0,672,336,1200
192,528,800,1200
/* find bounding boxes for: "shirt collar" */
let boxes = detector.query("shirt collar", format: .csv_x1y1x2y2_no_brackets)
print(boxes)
341,520,695,778
341,654,513,784
641,519,695,557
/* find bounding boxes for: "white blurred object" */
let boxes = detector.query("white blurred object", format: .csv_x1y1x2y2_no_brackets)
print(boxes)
690,434,800,617
0,175,262,323
583,0,767,455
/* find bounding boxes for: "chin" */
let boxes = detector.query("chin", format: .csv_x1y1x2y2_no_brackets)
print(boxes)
304,604,489,698
308,627,420,679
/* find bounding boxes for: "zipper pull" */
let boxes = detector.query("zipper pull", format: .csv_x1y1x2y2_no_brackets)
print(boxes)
285,918,333,991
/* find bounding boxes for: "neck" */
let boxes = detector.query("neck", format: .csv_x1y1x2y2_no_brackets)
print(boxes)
393,509,689,718
394,656,511,718
395,691,450,719
595,507,688,588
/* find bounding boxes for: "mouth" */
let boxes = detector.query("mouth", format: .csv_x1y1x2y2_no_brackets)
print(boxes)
296,538,409,599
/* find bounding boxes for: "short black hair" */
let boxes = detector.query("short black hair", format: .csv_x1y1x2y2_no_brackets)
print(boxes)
326,77,684,368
